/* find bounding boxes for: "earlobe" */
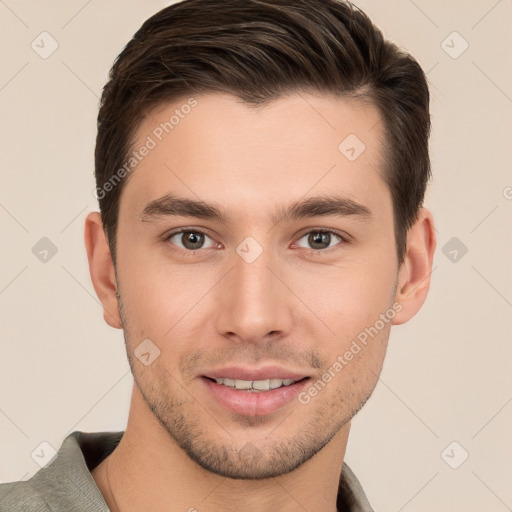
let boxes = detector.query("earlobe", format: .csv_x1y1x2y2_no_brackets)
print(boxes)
84,212,123,329
392,208,436,326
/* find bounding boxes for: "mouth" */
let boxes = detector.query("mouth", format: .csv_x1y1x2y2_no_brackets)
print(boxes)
200,374,311,416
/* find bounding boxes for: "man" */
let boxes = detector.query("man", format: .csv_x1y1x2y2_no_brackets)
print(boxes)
0,0,436,510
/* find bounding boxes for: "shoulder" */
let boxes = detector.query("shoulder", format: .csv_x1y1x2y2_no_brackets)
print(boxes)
0,430,123,512
0,480,51,511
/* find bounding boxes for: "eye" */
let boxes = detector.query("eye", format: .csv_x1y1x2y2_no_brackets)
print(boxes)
295,230,345,252
164,228,348,255
165,229,217,251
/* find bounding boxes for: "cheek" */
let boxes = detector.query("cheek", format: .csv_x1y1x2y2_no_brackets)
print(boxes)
301,259,396,329
115,233,191,316
116,251,219,359
292,251,397,369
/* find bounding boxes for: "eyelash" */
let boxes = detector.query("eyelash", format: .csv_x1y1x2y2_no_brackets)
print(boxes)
163,228,349,257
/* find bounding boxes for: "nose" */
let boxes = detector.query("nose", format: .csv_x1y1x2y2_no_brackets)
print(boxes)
214,240,295,345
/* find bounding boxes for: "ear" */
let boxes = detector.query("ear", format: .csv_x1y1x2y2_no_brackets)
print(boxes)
84,212,122,329
392,207,436,325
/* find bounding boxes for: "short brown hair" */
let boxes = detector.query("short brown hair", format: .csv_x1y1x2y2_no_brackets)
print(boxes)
95,0,431,265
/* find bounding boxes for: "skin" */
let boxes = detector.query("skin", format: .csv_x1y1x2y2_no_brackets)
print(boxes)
85,91,436,512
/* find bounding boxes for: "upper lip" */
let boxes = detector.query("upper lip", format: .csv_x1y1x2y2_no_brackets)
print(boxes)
202,365,310,382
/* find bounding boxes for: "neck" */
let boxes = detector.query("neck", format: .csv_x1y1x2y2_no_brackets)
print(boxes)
92,385,351,512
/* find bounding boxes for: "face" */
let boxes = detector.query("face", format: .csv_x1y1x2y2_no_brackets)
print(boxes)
113,91,399,479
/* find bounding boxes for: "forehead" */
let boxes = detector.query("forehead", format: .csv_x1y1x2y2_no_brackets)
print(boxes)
121,91,388,223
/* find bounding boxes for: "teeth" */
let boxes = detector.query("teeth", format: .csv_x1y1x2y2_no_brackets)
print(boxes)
252,380,270,391
214,377,298,392
234,379,252,390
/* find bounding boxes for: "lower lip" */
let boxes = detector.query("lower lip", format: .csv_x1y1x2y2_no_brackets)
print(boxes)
201,377,310,417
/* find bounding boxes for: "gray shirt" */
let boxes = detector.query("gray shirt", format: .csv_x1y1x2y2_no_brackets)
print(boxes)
0,431,375,511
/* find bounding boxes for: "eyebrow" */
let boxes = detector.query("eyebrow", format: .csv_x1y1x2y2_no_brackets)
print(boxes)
139,193,372,225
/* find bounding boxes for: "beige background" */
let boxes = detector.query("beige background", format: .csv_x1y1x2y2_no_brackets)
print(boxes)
1,0,511,510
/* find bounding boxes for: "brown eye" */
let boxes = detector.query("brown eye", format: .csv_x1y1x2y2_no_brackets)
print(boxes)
181,231,204,250
166,230,215,251
296,230,344,251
